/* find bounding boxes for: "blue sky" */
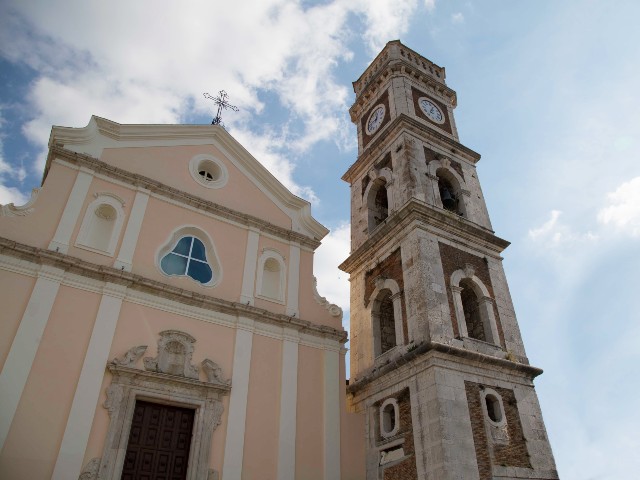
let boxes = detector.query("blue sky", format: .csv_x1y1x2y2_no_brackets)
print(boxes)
1,1,639,478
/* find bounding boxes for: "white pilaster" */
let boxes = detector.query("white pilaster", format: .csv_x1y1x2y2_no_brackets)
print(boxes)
114,189,149,271
0,265,64,451
285,244,300,317
323,342,341,480
51,282,126,480
239,229,260,305
277,329,299,480
222,317,255,480
49,168,93,254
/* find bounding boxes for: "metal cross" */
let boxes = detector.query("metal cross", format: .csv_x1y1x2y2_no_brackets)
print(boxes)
203,90,239,128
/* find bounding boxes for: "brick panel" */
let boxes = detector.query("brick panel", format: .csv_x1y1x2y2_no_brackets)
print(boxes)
438,242,505,347
465,382,531,480
364,248,408,342
373,388,418,480
493,386,531,468
465,382,492,480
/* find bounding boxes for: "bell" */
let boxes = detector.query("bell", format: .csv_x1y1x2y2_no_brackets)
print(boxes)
441,188,457,211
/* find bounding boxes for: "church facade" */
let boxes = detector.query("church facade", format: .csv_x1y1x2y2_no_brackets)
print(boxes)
0,41,557,480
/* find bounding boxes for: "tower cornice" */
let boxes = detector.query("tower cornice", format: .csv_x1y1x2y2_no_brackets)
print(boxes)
342,113,481,184
339,198,509,274
346,341,543,397
351,41,455,115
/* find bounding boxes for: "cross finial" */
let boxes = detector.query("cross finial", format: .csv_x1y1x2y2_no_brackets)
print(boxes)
203,90,239,128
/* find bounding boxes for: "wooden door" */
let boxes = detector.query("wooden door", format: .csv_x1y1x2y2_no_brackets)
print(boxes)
121,400,195,480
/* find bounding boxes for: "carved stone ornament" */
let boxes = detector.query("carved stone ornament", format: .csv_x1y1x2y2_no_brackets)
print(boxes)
438,155,451,169
205,399,225,431
312,276,343,318
1,187,40,217
111,345,147,368
104,384,124,418
380,447,405,465
143,330,199,379
463,263,475,279
202,359,231,385
78,457,100,480
489,423,510,445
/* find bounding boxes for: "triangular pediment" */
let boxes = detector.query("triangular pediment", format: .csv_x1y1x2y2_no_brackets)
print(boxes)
48,116,328,241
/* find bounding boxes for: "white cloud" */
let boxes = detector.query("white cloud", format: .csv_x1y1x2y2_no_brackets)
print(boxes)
313,222,351,313
0,184,27,206
528,210,598,247
0,109,29,205
0,0,433,198
229,126,319,203
528,209,561,240
451,12,464,24
597,176,640,237
352,0,419,53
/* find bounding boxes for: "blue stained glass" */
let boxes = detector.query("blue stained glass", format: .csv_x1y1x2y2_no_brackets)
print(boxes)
188,260,213,284
160,235,214,284
161,253,188,275
190,238,207,261
172,237,192,255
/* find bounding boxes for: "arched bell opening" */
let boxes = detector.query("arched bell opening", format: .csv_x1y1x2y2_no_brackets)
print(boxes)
459,278,485,341
435,168,466,217
367,179,389,232
438,177,458,212
372,288,397,357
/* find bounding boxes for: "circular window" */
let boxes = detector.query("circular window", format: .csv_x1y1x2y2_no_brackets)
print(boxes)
198,160,222,183
189,154,228,189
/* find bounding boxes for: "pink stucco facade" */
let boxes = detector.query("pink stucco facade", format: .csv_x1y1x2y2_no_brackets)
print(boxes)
0,117,365,479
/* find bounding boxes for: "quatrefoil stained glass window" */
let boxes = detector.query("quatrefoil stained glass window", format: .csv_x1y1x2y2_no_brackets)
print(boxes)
160,236,213,284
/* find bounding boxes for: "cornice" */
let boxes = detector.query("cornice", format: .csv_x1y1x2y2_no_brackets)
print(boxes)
47,116,329,242
339,199,509,273
0,236,347,343
107,364,232,394
347,340,543,396
352,40,451,102
48,145,321,250
342,114,481,183
350,60,457,122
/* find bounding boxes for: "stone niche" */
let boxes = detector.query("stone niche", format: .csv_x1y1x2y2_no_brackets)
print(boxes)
80,330,231,480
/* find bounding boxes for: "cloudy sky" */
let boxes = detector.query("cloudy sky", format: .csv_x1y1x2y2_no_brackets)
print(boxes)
1,1,639,478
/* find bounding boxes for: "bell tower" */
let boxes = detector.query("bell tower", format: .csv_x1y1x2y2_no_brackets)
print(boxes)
340,41,558,480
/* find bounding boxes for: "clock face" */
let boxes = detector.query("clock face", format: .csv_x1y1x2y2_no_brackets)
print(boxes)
366,105,386,135
418,97,445,124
